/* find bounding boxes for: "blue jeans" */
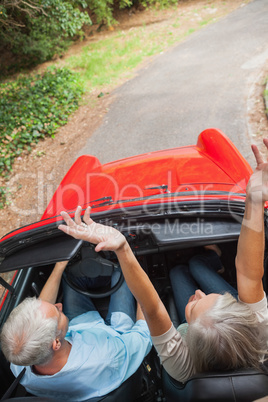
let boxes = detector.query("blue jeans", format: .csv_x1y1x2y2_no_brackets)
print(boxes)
169,250,237,323
62,271,136,323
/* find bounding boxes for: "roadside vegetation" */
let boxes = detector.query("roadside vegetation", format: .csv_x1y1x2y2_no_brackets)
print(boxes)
0,0,251,208
0,0,178,73
0,68,84,175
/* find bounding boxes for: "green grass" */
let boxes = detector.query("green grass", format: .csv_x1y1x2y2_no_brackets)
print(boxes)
264,87,268,113
66,24,197,89
66,34,146,88
66,31,156,89
199,18,214,27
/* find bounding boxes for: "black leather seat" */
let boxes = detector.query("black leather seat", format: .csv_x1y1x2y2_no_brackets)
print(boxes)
86,364,144,401
162,367,268,402
2,364,144,402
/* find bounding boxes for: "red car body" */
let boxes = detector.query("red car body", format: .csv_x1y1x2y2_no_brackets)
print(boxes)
0,128,252,243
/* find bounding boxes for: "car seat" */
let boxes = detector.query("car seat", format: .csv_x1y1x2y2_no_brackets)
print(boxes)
2,362,151,402
162,366,268,402
86,363,145,401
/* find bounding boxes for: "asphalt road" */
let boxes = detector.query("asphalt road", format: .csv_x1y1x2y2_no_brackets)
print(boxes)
78,0,268,167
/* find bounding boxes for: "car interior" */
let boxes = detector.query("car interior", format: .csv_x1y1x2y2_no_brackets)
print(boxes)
1,216,268,401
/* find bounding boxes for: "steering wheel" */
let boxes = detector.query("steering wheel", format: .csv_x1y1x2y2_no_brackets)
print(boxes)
63,244,124,298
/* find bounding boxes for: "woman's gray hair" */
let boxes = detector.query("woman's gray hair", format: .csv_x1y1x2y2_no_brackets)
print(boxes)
0,297,60,366
186,292,268,373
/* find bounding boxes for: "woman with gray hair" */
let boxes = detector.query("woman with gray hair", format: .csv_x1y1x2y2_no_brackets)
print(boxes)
59,139,268,383
167,247,267,381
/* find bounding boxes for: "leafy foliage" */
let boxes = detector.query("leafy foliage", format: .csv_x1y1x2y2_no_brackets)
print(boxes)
84,0,177,27
140,0,177,8
0,0,91,70
86,0,115,26
0,68,84,176
18,1,91,62
0,0,178,72
0,186,10,209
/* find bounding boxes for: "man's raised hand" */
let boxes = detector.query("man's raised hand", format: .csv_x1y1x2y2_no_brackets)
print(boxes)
58,206,126,252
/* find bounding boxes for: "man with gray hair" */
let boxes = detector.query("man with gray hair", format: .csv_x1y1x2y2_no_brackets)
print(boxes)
1,259,152,400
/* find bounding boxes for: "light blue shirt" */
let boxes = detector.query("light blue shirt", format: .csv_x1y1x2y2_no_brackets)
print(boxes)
11,311,152,401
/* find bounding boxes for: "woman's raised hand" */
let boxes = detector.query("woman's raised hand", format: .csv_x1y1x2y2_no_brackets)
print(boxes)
248,138,268,204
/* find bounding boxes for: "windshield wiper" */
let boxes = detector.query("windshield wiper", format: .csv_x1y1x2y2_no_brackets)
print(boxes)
90,196,113,208
145,185,170,193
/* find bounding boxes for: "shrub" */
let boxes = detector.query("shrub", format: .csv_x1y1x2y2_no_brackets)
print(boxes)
0,0,92,70
0,67,84,176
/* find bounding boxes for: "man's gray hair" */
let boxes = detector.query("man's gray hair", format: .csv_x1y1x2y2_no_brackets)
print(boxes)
186,292,268,373
0,297,59,366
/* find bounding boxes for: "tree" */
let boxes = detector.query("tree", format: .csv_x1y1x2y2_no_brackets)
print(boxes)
0,0,91,67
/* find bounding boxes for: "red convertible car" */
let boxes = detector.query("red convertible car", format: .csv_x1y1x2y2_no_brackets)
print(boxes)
0,128,268,401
